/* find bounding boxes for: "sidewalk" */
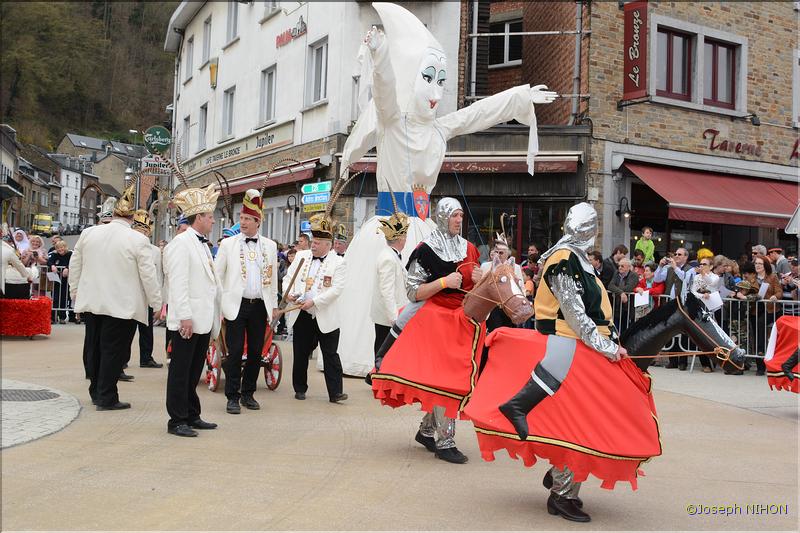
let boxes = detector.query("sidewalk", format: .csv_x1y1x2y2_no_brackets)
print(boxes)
1,324,797,530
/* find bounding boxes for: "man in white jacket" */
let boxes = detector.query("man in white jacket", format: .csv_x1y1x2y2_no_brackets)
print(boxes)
131,210,164,369
283,213,347,403
368,212,409,381
215,189,278,414
165,185,222,437
69,188,161,410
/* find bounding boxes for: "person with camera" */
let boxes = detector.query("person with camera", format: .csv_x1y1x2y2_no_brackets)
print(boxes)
653,248,694,370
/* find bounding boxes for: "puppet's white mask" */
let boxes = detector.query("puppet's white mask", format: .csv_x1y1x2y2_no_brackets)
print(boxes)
412,48,446,119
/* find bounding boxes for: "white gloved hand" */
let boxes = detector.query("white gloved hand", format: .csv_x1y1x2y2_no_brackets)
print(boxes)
365,25,384,51
530,84,558,105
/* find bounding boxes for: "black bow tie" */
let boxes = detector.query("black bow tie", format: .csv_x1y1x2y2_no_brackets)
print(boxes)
245,237,258,244
312,255,325,262
196,234,209,244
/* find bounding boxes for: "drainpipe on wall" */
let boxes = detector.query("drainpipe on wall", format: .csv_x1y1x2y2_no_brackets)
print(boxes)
469,0,478,99
568,1,583,126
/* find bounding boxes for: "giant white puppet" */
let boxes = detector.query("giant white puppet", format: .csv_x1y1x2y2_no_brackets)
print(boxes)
333,3,557,376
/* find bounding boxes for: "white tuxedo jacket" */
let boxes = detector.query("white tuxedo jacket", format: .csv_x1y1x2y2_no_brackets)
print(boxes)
370,245,408,327
282,249,346,334
214,233,279,321
164,228,222,337
69,219,161,324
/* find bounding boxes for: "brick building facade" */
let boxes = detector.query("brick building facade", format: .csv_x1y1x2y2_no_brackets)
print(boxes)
514,1,799,258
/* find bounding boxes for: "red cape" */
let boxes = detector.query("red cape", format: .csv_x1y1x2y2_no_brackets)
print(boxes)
463,328,662,490
766,315,799,393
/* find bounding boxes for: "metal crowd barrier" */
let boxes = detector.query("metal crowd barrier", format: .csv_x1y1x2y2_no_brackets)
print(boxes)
607,289,800,365
31,265,74,323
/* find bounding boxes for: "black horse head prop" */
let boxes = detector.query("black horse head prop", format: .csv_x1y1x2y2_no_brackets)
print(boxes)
621,292,746,372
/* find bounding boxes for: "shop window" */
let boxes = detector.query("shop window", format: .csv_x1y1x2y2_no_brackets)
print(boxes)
307,38,328,104
222,86,236,139
793,49,800,127
489,20,522,68
656,28,692,101
226,2,239,44
184,36,194,82
182,115,191,159
198,103,207,152
202,16,212,65
703,39,736,109
259,66,276,124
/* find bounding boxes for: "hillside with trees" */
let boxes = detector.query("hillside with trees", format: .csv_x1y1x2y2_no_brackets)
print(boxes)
1,1,178,149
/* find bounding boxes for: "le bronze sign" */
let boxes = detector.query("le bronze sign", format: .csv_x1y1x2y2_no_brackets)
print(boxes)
144,126,172,154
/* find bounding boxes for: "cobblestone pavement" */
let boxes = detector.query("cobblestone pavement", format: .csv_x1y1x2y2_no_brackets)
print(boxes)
1,324,797,530
1,378,81,449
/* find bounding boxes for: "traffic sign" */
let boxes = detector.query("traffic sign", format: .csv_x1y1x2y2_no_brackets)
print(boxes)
302,203,326,213
301,192,330,205
301,181,332,194
299,221,311,232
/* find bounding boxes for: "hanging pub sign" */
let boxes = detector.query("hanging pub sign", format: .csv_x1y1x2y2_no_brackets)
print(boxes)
623,1,648,101
276,16,307,48
144,126,172,155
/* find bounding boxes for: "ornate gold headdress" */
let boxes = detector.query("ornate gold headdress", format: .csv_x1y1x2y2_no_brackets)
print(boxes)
131,209,153,236
113,184,136,217
309,212,334,240
172,184,220,217
334,223,348,242
376,180,409,241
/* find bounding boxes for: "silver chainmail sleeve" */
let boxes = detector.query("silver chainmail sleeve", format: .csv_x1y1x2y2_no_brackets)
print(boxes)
548,272,619,361
406,258,430,302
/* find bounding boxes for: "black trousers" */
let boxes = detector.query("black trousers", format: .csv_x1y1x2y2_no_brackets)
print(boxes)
3,283,30,299
166,331,210,428
292,310,343,399
374,323,391,360
82,312,99,379
224,299,268,400
87,315,137,406
137,306,154,364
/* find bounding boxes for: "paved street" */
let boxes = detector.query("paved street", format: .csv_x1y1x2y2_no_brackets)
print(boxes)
1,324,797,530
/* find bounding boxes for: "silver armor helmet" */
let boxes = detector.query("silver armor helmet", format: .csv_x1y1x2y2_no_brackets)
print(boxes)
433,197,463,236
538,202,598,274
561,202,598,252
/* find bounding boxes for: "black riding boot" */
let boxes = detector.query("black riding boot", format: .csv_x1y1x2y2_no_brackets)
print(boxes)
365,325,401,385
782,349,798,381
498,364,560,440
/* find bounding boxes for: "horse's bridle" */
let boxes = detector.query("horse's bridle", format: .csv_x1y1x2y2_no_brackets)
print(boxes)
459,261,529,319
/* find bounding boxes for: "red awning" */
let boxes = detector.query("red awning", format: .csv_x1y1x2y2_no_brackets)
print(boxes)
226,161,317,195
624,162,800,229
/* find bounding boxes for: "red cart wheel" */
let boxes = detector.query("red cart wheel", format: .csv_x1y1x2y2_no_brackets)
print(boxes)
263,343,282,390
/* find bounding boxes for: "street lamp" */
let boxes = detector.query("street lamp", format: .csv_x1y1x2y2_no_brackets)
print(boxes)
284,194,299,214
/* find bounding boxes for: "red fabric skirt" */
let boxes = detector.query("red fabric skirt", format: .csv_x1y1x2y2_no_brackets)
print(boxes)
463,328,662,490
766,315,799,393
371,294,486,419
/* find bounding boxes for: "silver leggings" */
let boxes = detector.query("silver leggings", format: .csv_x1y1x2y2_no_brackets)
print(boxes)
419,406,456,449
532,335,577,394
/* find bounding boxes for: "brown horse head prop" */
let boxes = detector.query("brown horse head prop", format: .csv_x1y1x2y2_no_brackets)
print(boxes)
463,258,533,326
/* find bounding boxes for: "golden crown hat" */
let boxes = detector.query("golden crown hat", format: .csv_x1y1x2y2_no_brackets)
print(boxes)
172,184,220,217
113,185,136,217
131,209,153,235
377,212,410,241
309,212,334,241
334,223,348,242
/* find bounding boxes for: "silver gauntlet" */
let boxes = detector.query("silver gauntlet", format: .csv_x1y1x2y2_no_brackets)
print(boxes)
549,272,619,360
406,259,430,302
